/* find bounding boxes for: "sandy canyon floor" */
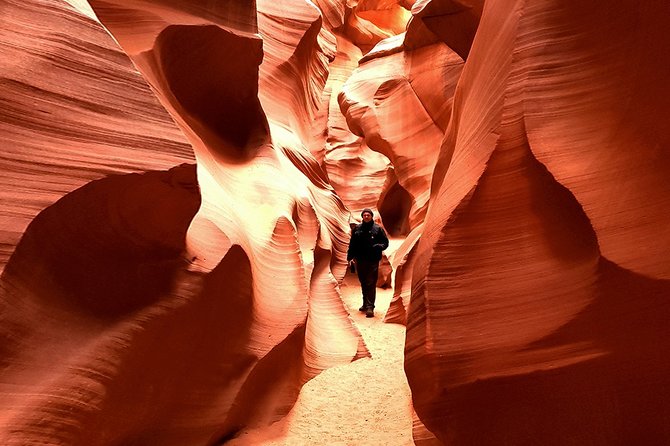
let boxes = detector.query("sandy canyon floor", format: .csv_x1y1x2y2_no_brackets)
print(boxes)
230,273,414,445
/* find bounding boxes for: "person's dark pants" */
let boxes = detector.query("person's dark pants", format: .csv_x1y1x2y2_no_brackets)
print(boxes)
356,260,379,310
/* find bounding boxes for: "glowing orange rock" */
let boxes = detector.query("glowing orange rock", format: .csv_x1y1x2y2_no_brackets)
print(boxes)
343,0,412,53
321,33,394,219
407,0,670,443
0,0,367,444
384,224,422,325
339,36,463,234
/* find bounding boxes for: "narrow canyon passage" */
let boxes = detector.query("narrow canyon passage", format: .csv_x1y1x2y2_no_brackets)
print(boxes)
2,1,669,444
231,267,413,445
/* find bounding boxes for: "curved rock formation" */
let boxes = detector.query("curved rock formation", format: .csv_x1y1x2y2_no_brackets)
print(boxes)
0,0,193,269
8,0,666,443
407,0,670,444
383,224,422,325
257,0,336,157
88,0,368,372
343,0,412,53
1,0,368,444
404,0,484,58
321,32,394,217
339,37,463,233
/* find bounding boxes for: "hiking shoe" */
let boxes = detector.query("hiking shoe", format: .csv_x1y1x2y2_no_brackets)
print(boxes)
359,306,366,312
366,308,374,318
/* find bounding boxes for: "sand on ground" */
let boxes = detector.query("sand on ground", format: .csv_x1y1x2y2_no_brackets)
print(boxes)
229,272,414,445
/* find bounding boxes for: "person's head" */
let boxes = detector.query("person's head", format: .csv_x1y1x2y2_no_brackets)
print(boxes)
361,208,373,223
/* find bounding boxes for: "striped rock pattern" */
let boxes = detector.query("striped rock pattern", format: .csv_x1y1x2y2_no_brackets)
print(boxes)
0,0,368,444
0,0,194,269
383,223,422,325
4,0,666,444
321,32,393,223
407,0,670,444
339,38,463,235
343,0,412,54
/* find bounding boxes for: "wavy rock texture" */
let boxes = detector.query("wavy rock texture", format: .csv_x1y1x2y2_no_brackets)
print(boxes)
257,0,338,160
321,32,393,221
0,0,193,269
318,2,411,228
407,0,670,444
404,0,484,58
0,0,369,444
383,223,422,325
344,0,412,53
411,410,440,446
7,0,665,444
340,38,463,235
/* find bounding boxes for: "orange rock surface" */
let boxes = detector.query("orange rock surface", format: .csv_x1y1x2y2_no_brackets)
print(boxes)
321,32,394,221
384,224,422,325
404,0,483,59
406,0,670,444
339,38,463,234
2,0,669,444
0,0,367,443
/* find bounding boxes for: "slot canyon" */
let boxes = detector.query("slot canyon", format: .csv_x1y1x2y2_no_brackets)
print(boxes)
1,0,669,444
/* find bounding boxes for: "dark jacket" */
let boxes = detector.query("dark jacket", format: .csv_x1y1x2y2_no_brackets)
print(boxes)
347,221,389,263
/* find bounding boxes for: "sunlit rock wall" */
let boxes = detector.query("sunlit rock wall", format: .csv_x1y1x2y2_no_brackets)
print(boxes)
339,39,462,234
319,1,407,223
383,224,422,325
407,0,670,444
344,0,412,54
0,0,368,444
4,0,666,443
321,32,393,221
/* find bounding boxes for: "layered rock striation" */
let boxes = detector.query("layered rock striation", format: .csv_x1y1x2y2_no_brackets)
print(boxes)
0,0,369,444
406,0,670,444
3,0,669,444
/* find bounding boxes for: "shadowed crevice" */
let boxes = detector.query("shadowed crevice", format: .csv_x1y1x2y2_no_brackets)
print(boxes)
155,25,270,158
1,163,201,320
379,180,412,237
432,258,670,445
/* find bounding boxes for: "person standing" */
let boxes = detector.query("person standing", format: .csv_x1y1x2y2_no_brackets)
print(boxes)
347,208,389,318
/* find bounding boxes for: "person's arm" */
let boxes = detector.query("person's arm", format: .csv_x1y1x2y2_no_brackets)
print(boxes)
347,230,357,262
374,226,389,251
